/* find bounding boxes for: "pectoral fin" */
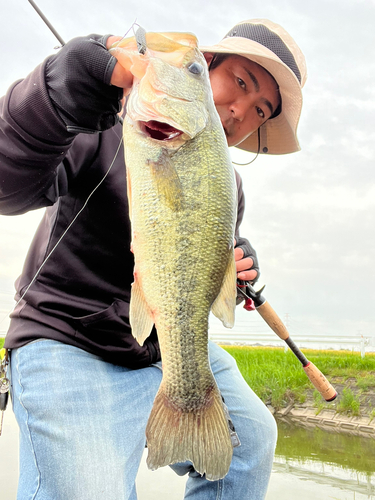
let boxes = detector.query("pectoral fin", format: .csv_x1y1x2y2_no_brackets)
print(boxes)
130,278,154,346
148,150,183,211
211,252,237,328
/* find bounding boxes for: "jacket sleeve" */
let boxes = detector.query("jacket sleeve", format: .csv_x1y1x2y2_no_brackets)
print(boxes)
0,61,77,216
0,35,122,216
234,168,260,284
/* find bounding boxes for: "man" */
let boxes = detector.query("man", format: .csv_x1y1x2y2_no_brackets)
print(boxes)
0,18,306,500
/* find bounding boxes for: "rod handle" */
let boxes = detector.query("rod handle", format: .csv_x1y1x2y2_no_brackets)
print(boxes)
303,361,337,401
256,300,337,401
256,301,290,340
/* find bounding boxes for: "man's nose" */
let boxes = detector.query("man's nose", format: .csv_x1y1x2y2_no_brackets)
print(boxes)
229,98,251,122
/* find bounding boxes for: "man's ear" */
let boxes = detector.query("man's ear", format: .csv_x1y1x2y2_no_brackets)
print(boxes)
203,52,214,66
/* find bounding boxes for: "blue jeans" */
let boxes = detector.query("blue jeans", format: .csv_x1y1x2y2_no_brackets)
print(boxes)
10,339,277,499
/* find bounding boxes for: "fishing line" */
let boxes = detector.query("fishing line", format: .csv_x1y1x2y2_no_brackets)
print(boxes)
17,135,123,304
117,20,144,46
0,1,136,330
0,134,124,328
1,4,137,330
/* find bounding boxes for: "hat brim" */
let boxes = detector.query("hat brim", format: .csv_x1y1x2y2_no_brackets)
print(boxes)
200,37,303,155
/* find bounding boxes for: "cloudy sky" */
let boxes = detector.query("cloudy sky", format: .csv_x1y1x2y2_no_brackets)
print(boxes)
0,0,374,344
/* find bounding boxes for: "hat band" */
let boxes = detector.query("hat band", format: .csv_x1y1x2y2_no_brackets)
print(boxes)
225,23,301,83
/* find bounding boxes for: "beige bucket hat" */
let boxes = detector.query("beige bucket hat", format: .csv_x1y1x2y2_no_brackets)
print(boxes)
200,19,307,155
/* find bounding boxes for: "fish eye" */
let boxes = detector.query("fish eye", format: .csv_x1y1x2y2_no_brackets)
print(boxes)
187,62,203,75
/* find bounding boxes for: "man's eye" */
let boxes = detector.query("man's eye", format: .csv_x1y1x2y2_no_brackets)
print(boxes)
256,107,265,118
237,78,246,89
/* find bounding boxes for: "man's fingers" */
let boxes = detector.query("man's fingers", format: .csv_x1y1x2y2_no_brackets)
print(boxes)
234,236,260,284
236,257,257,281
235,256,254,272
237,269,258,282
235,255,257,281
234,246,244,261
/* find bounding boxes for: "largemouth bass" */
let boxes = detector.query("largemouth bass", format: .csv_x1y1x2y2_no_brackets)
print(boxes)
110,30,237,481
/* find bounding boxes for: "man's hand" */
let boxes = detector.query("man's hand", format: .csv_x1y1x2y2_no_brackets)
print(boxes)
234,237,259,283
45,34,126,134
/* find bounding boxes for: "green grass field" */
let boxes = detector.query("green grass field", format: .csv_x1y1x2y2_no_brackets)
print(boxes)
222,345,375,411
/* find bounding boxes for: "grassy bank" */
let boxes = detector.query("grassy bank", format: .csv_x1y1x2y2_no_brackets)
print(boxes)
222,345,375,416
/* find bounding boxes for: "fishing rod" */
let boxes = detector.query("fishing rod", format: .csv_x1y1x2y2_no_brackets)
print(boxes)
237,282,337,402
28,0,65,46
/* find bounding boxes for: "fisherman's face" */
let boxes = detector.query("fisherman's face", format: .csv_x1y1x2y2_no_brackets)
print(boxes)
206,54,280,147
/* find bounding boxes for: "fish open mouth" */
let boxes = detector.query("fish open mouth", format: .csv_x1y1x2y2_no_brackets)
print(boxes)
139,120,184,141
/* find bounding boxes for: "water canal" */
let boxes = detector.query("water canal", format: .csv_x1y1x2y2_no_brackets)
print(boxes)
138,417,375,498
267,420,375,499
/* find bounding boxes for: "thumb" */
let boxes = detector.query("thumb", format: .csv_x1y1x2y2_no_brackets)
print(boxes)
106,36,134,89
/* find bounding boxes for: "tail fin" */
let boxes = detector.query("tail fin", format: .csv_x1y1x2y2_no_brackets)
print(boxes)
145,384,233,481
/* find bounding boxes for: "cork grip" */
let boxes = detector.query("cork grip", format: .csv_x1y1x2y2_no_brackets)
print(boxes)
303,362,337,401
256,301,337,401
256,301,290,340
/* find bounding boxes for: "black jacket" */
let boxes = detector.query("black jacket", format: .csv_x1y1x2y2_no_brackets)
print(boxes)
0,57,246,368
